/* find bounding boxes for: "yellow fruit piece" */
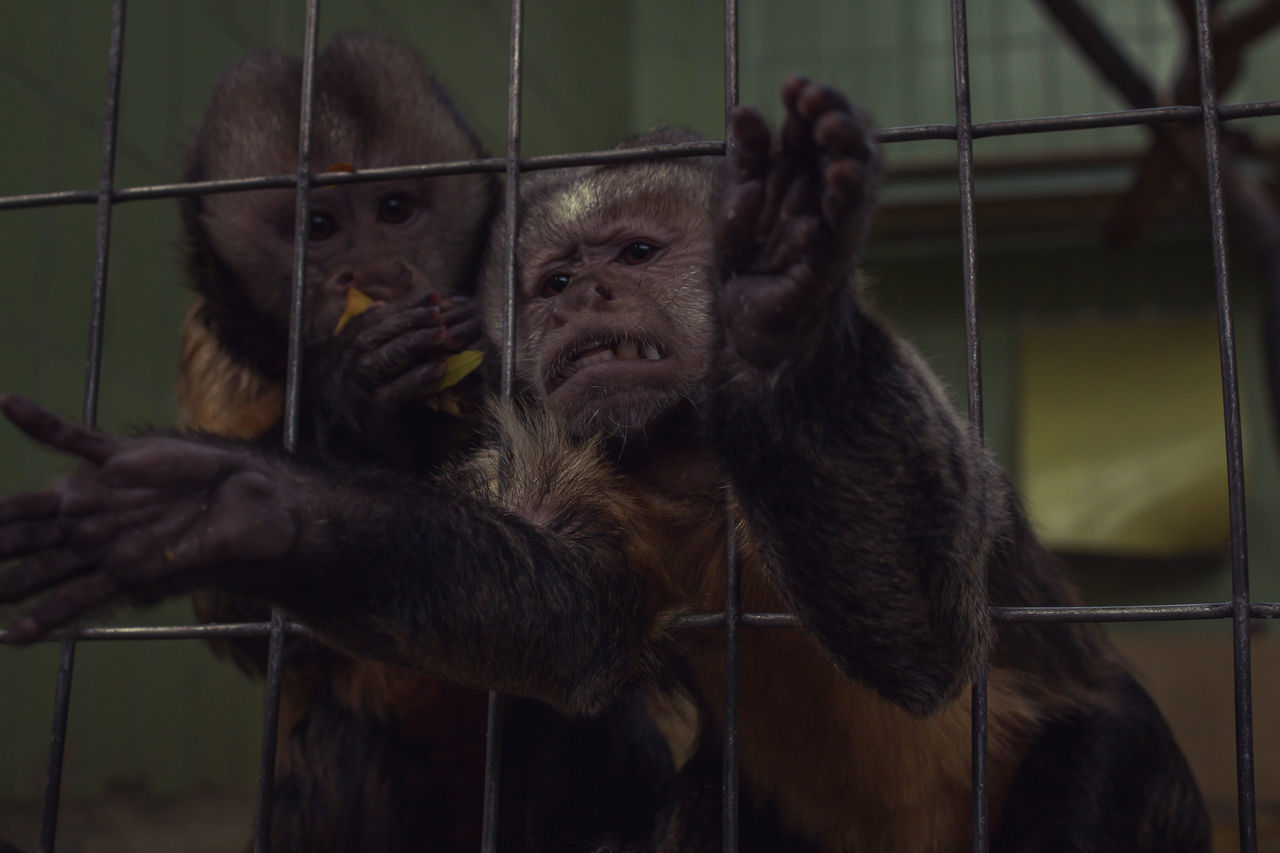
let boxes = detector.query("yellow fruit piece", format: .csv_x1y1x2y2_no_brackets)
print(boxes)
427,350,484,393
334,287,375,335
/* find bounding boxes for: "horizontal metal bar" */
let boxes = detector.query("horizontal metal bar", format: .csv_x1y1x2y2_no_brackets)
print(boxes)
0,621,311,643
0,189,99,210
7,601,1280,645
990,602,1233,622
10,97,1280,214
974,105,1201,137
6,96,1280,215
0,143,723,211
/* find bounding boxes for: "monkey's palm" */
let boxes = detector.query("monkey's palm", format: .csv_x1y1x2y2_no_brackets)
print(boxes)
0,396,298,642
716,77,879,367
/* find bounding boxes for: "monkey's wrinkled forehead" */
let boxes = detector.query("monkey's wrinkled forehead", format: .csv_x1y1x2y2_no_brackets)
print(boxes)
517,156,721,255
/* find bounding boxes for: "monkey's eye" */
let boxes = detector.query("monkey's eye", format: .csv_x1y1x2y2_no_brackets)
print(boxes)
619,241,660,265
541,273,571,297
378,193,415,224
309,212,336,241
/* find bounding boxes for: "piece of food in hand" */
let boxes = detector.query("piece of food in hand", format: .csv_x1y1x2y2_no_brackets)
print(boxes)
426,350,484,393
334,286,376,334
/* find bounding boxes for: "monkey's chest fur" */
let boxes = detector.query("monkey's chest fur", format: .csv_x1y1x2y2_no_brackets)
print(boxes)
482,425,1042,853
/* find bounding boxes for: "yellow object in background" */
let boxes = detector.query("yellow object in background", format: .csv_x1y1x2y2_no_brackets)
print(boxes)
1018,315,1230,556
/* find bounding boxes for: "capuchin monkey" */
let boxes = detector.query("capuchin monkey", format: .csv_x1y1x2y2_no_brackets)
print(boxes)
0,79,1208,851
174,33,668,852
177,31,493,462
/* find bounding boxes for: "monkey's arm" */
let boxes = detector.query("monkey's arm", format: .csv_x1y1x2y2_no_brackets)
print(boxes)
709,79,998,714
0,395,648,715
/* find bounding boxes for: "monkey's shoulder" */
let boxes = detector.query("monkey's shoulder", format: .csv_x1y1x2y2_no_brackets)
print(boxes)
177,299,283,439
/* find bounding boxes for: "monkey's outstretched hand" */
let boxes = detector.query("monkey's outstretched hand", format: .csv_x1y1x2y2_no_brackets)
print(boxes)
0,395,302,643
715,77,879,367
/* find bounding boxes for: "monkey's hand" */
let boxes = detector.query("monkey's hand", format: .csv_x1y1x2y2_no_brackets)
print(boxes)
307,294,482,458
715,77,879,368
0,395,301,643
321,293,481,414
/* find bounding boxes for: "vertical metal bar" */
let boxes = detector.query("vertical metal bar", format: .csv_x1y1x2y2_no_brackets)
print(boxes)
253,3,321,851
950,0,988,851
483,0,524,849
37,640,76,853
41,4,127,849
83,0,125,428
721,5,740,852
1191,1,1257,849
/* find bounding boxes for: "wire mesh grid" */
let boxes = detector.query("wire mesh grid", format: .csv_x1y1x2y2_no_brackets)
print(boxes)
0,0,1277,850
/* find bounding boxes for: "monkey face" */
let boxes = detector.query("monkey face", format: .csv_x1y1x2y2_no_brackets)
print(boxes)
202,173,486,343
514,186,716,440
182,33,497,366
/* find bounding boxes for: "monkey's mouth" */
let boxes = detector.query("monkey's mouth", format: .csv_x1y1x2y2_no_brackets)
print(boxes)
545,335,666,394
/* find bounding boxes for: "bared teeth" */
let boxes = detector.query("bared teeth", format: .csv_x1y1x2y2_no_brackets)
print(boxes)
616,339,639,360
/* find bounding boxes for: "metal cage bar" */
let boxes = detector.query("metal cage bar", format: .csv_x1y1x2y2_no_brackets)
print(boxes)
250,2,323,850
37,2,127,850
948,1,989,850
721,2,741,850
1,1,1275,852
1191,0,1258,847
481,0,526,847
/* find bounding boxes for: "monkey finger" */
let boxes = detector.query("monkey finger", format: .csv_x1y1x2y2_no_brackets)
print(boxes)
715,181,765,271
763,215,825,278
728,107,772,181
778,172,820,221
57,484,173,517
0,518,71,563
99,439,243,489
821,159,865,232
813,110,872,161
0,395,117,466
404,291,443,310
0,492,61,525
3,571,121,644
440,301,479,327
780,75,811,114
350,306,443,351
0,550,92,605
377,361,448,406
361,327,449,382
779,84,824,161
795,81,855,127
444,318,482,350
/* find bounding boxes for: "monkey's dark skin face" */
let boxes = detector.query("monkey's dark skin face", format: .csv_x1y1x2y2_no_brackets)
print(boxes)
209,179,480,343
520,203,713,440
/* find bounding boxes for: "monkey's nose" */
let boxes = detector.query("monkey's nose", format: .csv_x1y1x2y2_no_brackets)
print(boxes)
346,262,418,302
